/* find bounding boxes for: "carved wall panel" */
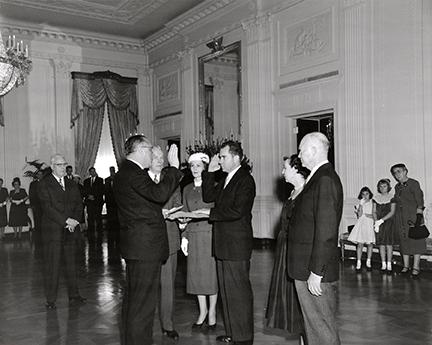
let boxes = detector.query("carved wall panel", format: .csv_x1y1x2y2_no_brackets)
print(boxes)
277,6,337,77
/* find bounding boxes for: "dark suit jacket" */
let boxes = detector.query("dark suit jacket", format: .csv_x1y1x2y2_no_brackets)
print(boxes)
202,166,256,261
287,163,343,283
113,160,182,262
38,174,84,243
83,176,104,206
160,172,182,255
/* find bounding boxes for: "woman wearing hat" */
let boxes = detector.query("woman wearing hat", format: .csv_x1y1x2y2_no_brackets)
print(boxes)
179,152,218,331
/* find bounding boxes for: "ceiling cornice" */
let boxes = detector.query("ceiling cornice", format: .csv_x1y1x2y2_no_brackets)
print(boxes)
142,0,241,51
0,21,145,54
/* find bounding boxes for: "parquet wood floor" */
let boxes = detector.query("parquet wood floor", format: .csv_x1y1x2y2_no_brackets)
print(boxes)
0,236,431,345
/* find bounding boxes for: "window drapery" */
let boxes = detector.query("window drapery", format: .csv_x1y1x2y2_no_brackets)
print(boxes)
71,71,138,178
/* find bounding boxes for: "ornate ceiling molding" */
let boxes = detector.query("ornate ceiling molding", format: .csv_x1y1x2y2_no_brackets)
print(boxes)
0,23,145,53
0,0,171,25
143,0,239,51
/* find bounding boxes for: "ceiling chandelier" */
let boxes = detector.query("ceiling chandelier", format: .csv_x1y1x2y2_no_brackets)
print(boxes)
0,31,32,96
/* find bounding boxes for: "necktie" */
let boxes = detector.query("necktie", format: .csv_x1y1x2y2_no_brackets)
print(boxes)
91,177,94,186
154,175,159,184
59,178,65,191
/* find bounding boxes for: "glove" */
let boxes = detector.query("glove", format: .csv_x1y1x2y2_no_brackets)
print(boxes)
374,219,384,233
181,237,189,256
415,213,423,226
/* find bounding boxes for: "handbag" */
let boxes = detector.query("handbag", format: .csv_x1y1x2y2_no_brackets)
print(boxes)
408,224,430,239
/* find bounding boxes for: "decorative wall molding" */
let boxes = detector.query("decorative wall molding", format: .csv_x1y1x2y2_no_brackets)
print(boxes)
31,50,145,71
51,57,72,79
136,67,152,87
0,23,145,53
0,0,170,25
156,71,180,106
153,114,182,139
277,7,336,76
241,12,272,43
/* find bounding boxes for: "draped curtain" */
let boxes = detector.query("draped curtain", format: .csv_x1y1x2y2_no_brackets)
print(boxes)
71,71,138,178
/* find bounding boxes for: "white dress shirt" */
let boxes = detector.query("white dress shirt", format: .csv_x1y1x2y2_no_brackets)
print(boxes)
224,165,241,189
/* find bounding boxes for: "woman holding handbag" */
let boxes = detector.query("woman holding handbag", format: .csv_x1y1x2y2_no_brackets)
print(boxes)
390,163,427,279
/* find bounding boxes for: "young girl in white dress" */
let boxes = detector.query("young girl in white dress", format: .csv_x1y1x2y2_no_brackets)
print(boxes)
348,186,375,271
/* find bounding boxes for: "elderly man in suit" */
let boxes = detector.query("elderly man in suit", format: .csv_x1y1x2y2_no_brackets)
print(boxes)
38,154,85,309
148,146,182,340
113,135,182,345
83,167,104,243
287,132,343,345
201,140,256,345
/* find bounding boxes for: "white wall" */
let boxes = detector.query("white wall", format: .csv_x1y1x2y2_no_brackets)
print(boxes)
146,0,432,238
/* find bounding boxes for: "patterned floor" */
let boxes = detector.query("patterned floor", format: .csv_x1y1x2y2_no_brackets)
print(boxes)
0,235,431,345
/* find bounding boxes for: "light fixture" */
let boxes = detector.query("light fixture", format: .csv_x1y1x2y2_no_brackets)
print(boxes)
206,36,224,53
0,31,32,96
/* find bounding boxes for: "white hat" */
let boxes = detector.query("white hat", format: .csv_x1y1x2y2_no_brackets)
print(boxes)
188,152,210,164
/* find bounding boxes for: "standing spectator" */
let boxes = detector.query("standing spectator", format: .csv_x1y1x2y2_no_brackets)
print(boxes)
391,163,426,279
83,167,104,243
38,154,85,309
179,153,218,332
9,177,28,240
288,132,343,345
104,166,119,252
113,136,182,345
373,179,398,273
73,175,86,227
29,171,43,253
201,141,256,345
65,165,74,181
148,146,182,340
0,178,8,240
265,155,308,344
348,186,375,272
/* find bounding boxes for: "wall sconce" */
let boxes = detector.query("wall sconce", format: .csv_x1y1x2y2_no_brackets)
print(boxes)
206,36,224,53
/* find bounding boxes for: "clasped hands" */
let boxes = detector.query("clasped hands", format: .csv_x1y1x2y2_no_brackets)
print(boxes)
374,219,384,233
65,218,79,232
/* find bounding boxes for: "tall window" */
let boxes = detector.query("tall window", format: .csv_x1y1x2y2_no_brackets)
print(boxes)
94,105,117,179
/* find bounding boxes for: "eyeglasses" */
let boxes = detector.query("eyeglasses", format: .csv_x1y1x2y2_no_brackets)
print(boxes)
54,163,68,166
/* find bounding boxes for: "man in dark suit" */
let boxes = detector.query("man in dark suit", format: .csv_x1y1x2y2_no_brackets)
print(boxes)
104,166,119,254
201,141,256,345
113,135,182,345
288,132,343,345
147,146,182,340
83,167,104,243
65,165,74,181
38,154,85,309
29,170,43,256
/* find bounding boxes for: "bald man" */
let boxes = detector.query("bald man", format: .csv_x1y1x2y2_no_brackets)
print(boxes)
38,154,85,309
287,132,343,345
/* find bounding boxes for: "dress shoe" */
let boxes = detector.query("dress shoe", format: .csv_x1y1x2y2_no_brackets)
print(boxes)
216,335,233,343
192,321,206,331
411,268,420,280
207,323,217,331
162,328,179,340
69,295,87,305
45,302,56,310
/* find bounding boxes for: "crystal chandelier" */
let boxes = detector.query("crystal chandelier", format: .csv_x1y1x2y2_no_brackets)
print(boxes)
0,32,32,96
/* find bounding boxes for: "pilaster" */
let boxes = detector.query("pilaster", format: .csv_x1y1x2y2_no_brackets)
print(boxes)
51,55,73,162
137,66,153,140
